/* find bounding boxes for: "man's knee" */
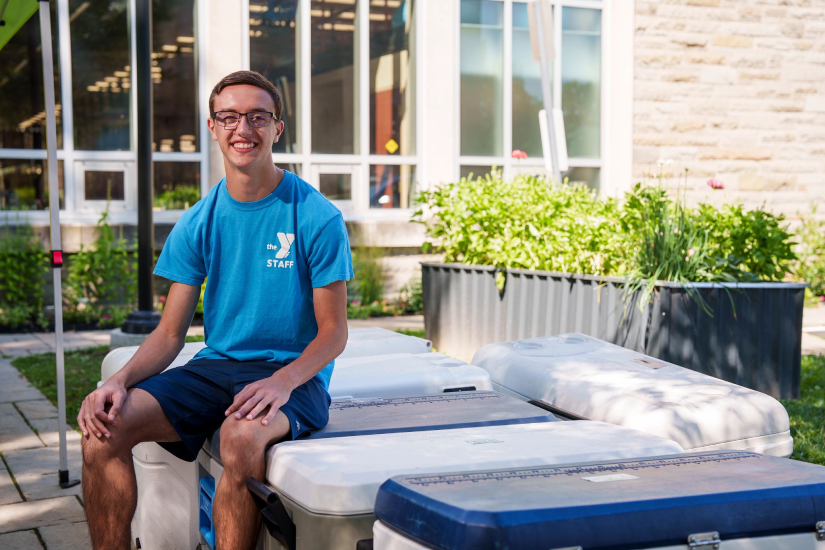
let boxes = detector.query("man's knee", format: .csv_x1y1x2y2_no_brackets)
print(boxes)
219,420,268,475
81,430,133,467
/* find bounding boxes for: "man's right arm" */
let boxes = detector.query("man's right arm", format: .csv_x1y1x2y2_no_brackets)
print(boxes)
78,282,201,439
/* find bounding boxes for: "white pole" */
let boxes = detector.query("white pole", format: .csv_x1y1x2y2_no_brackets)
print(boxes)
38,0,78,489
530,0,561,183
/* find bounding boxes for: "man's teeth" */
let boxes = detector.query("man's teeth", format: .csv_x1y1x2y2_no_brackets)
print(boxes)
234,143,256,149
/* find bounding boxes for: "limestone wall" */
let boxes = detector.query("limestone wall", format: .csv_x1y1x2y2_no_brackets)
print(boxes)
634,0,825,220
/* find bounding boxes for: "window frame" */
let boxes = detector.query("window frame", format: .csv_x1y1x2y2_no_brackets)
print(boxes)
456,0,606,189
243,0,422,219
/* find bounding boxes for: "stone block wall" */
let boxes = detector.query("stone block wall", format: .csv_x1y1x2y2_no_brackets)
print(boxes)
634,0,825,221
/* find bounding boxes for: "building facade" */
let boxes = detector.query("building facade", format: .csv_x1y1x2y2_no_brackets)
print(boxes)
0,0,819,261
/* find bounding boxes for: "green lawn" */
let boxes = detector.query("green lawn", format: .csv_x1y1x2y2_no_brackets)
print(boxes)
781,355,825,465
12,345,110,430
12,342,823,465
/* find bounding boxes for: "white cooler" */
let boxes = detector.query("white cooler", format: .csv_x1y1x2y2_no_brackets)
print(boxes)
100,343,482,550
338,327,431,358
328,353,491,398
100,327,430,385
253,421,684,550
372,451,825,550
472,333,794,457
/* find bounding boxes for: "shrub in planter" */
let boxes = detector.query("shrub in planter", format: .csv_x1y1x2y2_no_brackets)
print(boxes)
622,183,796,313
417,172,797,308
414,171,629,288
65,210,136,312
0,224,48,328
793,207,825,304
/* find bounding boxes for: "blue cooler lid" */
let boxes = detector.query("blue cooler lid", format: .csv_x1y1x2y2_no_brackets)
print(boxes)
308,391,555,439
375,452,825,550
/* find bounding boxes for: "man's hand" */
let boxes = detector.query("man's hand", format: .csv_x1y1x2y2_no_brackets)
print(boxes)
78,380,128,439
226,369,295,426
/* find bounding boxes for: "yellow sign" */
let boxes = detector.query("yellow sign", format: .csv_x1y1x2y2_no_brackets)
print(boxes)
384,139,399,154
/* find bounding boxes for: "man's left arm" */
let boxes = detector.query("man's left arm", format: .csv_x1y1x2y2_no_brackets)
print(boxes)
225,280,348,425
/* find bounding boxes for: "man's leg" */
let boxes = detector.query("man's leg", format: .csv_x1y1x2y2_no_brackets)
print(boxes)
81,388,180,550
213,411,291,550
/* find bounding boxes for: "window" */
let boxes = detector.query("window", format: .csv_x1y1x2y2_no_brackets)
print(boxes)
0,5,62,150
459,0,603,190
85,171,125,201
512,2,547,158
311,0,357,154
562,7,600,159
370,164,415,209
153,0,199,153
0,160,64,211
154,162,201,211
370,0,415,156
248,0,419,215
250,0,300,154
460,0,503,157
70,0,131,151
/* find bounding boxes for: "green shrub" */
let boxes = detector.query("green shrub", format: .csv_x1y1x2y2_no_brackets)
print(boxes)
65,210,136,309
398,276,423,314
0,304,36,329
416,172,799,312
154,186,201,210
0,224,48,326
414,171,629,285
793,207,825,303
350,247,386,305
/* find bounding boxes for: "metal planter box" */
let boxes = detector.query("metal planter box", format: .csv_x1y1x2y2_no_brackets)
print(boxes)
422,262,807,399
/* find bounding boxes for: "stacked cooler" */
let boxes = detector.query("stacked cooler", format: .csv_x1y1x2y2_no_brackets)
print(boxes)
472,333,794,456
372,451,825,550
99,329,815,550
101,330,498,550
256,421,684,550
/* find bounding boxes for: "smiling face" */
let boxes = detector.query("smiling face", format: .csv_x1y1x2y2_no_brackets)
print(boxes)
207,84,285,172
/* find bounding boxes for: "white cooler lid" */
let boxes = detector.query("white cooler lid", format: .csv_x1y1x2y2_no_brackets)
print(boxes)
100,327,430,381
101,341,206,382
472,333,791,451
265,421,684,516
339,327,432,359
328,353,492,398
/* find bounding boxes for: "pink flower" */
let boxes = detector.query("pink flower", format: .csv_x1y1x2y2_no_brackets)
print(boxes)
104,314,111,320
707,179,724,190
352,300,360,307
511,149,528,160
159,296,166,303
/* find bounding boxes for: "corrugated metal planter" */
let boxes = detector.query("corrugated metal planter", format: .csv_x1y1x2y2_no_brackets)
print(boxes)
422,262,807,399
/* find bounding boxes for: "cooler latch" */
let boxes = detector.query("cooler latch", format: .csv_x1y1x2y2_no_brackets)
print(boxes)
688,532,721,549
816,521,824,541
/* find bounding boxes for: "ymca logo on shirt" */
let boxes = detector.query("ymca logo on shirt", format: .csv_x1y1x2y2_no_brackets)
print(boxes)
266,233,295,268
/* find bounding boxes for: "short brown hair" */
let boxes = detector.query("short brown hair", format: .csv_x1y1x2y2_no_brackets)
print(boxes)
209,70,282,121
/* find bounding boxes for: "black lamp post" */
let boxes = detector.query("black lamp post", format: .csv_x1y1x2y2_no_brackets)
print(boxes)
122,0,160,334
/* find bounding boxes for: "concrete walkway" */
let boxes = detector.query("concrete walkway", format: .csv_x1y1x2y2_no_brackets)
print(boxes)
0,355,87,549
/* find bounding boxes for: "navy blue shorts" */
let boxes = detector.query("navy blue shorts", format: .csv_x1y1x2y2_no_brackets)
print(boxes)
133,359,331,462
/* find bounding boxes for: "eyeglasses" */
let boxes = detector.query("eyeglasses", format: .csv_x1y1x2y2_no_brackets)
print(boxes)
213,111,278,129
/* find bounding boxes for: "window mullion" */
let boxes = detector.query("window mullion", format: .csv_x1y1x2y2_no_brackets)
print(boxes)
503,0,513,180
300,0,311,179
357,0,369,214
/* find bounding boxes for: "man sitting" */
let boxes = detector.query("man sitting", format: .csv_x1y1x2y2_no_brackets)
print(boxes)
78,70,353,550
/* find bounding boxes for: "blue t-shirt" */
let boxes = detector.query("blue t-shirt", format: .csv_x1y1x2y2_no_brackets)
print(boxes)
154,171,354,389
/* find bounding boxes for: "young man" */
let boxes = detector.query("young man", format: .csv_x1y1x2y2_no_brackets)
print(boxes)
78,71,353,550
